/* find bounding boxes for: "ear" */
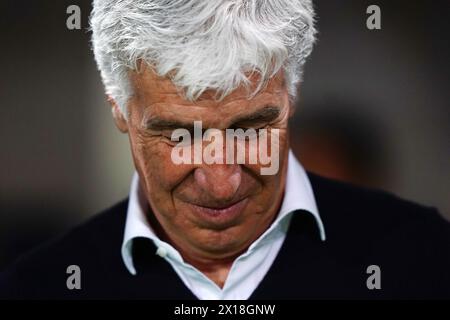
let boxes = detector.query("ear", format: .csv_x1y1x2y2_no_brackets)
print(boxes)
107,95,128,133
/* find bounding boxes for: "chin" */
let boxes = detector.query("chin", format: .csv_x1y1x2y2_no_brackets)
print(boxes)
190,224,251,256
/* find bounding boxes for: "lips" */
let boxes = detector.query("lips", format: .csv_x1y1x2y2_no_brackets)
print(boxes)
187,197,249,225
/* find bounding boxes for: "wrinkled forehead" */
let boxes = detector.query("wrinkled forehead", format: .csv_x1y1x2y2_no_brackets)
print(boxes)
128,62,287,107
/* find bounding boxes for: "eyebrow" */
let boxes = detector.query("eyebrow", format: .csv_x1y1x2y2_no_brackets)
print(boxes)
142,105,281,131
143,118,194,131
229,105,281,127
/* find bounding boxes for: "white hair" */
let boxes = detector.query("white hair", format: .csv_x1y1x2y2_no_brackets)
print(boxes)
90,0,317,117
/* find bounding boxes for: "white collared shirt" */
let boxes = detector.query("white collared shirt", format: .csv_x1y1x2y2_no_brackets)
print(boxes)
121,150,326,300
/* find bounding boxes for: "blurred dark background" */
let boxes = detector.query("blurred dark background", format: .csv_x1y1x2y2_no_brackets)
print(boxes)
0,0,449,270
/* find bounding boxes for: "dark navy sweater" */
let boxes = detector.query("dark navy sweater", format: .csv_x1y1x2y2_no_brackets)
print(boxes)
1,174,449,299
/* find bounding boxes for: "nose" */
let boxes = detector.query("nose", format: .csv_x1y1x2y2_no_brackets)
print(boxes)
194,164,242,204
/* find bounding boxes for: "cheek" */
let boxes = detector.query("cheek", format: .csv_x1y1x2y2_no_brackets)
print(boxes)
130,132,193,195
243,128,289,175
243,132,289,211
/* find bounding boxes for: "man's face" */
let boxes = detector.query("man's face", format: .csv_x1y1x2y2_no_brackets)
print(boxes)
116,64,292,261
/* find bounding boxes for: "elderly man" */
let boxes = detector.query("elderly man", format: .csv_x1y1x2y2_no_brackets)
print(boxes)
1,0,449,300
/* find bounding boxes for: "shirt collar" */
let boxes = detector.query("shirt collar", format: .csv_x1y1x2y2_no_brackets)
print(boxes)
121,150,326,275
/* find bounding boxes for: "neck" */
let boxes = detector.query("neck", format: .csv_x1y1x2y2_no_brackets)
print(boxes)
178,251,237,288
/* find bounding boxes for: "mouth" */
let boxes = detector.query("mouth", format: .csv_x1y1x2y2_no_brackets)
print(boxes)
187,198,249,226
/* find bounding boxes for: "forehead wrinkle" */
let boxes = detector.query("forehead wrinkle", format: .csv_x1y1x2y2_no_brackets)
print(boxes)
131,64,287,105
130,68,288,129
